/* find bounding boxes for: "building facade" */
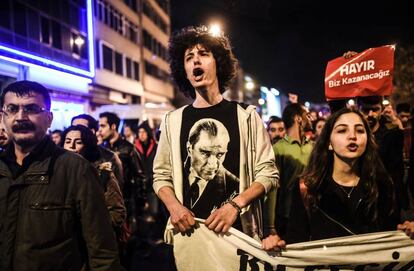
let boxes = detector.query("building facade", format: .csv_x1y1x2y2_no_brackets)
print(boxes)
0,0,173,130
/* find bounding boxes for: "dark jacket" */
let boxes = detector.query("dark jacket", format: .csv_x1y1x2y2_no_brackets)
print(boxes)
374,122,406,210
285,178,398,244
0,138,120,271
97,145,124,189
134,137,157,191
103,137,144,191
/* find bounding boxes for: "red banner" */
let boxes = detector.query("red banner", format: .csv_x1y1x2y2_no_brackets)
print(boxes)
324,45,395,100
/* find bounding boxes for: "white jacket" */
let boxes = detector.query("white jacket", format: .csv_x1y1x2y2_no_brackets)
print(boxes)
153,103,279,242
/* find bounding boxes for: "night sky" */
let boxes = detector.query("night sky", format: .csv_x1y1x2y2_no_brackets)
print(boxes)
170,0,413,104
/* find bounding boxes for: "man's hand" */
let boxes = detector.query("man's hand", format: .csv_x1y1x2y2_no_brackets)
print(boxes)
382,104,403,129
169,203,196,233
157,186,196,233
205,203,238,233
343,51,358,59
398,221,414,239
261,234,286,252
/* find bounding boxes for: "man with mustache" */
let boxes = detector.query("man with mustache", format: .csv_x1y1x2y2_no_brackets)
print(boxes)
0,80,119,270
358,96,406,215
153,25,284,255
267,116,286,145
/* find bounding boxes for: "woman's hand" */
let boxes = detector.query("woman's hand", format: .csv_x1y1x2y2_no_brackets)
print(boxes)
397,221,414,239
262,234,286,252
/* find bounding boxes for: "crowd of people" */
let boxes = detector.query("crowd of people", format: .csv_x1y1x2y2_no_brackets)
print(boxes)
0,24,413,271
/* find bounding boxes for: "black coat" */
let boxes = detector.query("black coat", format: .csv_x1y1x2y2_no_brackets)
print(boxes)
0,138,119,271
285,178,398,244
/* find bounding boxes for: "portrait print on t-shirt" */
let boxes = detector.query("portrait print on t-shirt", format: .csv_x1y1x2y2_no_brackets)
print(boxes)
184,118,240,219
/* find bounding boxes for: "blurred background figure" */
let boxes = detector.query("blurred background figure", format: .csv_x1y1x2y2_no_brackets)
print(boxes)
396,103,412,207
62,125,126,230
50,129,63,145
264,103,313,239
267,116,286,144
123,122,138,144
0,121,10,152
396,103,412,129
62,125,127,266
313,117,326,141
72,114,124,189
99,111,145,269
135,121,166,243
358,96,407,216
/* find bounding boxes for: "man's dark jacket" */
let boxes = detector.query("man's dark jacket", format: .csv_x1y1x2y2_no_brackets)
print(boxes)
0,138,119,271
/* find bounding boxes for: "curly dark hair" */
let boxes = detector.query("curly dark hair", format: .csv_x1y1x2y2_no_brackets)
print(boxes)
302,107,395,222
168,25,238,99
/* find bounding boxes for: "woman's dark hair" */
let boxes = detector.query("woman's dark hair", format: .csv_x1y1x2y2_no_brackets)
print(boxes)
168,25,238,99
62,125,100,163
302,107,395,221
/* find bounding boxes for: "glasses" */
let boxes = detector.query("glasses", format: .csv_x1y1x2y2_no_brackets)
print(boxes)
1,104,48,117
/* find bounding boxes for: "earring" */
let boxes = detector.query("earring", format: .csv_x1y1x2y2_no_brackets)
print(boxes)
328,144,333,150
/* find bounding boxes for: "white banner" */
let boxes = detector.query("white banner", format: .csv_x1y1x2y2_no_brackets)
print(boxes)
172,219,414,271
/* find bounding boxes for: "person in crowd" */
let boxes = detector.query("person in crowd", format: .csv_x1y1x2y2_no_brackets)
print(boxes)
72,113,124,189
62,125,126,230
396,103,412,191
0,80,119,270
134,120,167,242
358,96,406,212
135,121,157,196
396,103,411,129
123,122,137,144
99,112,145,243
50,129,63,145
267,116,286,144
264,103,313,239
262,107,411,249
0,121,10,152
313,117,326,141
153,25,284,249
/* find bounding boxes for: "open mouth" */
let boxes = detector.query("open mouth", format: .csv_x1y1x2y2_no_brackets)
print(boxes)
347,143,358,151
193,68,204,77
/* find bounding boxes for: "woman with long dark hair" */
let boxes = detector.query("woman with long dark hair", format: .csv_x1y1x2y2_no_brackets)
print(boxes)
263,107,413,249
62,125,126,229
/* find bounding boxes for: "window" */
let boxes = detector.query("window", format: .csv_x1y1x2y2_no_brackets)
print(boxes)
133,61,139,81
14,2,27,37
0,0,11,29
123,0,137,11
51,20,62,49
102,44,113,71
40,16,50,44
115,52,123,75
26,8,40,41
126,57,132,78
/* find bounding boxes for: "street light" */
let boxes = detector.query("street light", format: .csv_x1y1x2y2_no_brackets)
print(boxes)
270,88,280,96
245,81,255,91
209,23,222,37
74,36,85,46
